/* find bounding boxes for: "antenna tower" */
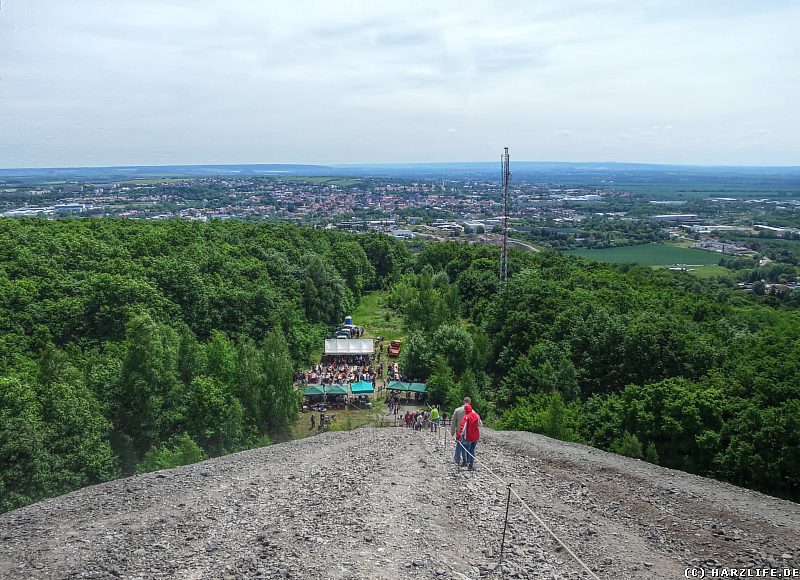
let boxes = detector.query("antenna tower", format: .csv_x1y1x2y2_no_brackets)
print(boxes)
500,147,511,283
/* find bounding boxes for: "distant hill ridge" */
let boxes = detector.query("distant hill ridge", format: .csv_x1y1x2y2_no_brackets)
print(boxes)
2,161,800,182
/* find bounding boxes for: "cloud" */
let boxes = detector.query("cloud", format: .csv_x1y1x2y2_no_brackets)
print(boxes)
0,0,798,166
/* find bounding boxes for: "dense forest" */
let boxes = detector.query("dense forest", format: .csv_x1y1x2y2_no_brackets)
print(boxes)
0,219,408,511
392,243,799,502
1,219,798,512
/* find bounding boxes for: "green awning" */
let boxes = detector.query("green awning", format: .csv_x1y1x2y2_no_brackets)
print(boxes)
324,384,349,395
350,380,374,394
387,381,426,393
303,385,325,396
387,381,410,391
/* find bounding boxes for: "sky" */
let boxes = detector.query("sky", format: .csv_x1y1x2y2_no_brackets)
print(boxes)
1,0,798,168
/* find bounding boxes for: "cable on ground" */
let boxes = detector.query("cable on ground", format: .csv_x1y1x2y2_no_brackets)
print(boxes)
430,428,601,580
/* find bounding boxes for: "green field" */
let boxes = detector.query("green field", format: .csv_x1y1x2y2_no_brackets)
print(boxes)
118,177,191,185
275,176,361,186
685,264,732,278
566,243,723,267
601,179,800,199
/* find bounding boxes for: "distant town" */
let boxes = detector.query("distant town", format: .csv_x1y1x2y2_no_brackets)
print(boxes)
2,172,799,291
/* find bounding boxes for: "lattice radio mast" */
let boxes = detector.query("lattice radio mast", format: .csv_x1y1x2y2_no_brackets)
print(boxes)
500,147,511,284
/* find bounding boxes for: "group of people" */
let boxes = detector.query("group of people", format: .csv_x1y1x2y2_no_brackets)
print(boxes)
387,396,402,416
309,412,336,433
400,406,441,432
389,394,482,470
301,358,379,386
387,362,401,381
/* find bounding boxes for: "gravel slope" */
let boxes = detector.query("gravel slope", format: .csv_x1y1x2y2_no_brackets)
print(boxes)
1,426,798,579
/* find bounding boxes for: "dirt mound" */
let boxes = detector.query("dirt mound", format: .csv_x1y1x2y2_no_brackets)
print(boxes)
1,427,798,579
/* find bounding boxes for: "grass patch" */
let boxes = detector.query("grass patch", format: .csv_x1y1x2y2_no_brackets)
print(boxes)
566,243,722,266
351,291,406,342
669,237,696,248
285,398,391,442
678,264,733,278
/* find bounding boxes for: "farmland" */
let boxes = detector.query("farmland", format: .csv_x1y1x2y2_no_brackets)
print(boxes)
566,243,723,267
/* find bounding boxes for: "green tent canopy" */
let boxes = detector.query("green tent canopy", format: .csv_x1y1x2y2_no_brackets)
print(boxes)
350,380,374,394
386,381,426,393
408,382,427,394
324,384,349,396
387,381,410,391
303,385,325,396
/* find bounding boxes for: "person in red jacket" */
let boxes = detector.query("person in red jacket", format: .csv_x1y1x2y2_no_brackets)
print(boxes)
456,403,482,470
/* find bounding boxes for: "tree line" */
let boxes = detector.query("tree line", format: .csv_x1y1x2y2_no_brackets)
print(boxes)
0,218,408,511
2,217,796,508
389,242,799,501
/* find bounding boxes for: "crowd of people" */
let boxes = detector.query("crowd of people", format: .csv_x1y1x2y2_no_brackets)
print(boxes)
387,362,401,381
301,358,483,470
299,355,380,386
339,326,365,338
395,405,442,433
298,323,484,470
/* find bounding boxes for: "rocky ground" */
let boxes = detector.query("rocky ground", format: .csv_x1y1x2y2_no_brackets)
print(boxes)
1,425,798,579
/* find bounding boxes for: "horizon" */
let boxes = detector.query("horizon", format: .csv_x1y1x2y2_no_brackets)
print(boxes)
2,158,800,173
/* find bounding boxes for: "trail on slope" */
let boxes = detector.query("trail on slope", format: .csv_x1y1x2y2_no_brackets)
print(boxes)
1,427,798,580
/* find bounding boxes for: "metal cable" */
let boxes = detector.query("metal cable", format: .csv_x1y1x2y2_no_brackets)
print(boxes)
427,430,601,580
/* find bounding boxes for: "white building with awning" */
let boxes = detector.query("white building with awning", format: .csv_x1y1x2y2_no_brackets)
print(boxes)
324,339,375,356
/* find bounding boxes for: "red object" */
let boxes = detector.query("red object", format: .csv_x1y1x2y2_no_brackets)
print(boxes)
457,404,481,442
388,340,402,357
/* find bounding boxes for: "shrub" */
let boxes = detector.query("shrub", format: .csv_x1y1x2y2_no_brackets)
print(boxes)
611,431,643,459
136,433,207,474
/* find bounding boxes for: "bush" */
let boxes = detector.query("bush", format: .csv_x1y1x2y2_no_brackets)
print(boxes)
644,442,660,464
136,433,207,474
495,397,543,432
495,392,582,443
611,431,643,459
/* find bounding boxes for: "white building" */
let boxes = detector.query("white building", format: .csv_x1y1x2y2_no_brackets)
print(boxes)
390,229,415,239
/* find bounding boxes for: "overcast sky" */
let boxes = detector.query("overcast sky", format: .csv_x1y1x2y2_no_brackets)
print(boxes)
1,0,798,167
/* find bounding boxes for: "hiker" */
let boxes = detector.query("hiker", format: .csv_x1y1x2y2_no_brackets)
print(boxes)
451,397,471,466
456,403,483,470
310,414,316,430
429,405,440,432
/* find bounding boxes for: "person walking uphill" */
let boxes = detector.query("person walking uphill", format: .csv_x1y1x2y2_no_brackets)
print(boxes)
451,397,471,466
429,405,440,432
456,403,482,470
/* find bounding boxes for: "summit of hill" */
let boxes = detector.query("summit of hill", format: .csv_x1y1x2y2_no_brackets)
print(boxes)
1,427,798,580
